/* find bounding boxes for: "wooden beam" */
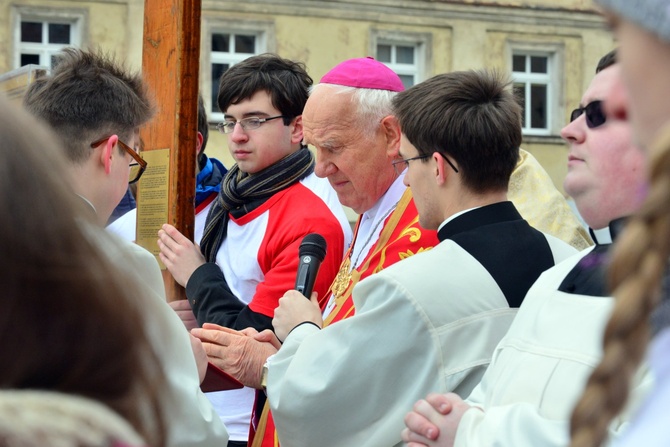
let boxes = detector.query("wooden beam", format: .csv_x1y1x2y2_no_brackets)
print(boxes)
139,0,202,301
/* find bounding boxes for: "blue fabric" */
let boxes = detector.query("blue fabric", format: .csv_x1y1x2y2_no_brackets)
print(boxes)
195,156,226,207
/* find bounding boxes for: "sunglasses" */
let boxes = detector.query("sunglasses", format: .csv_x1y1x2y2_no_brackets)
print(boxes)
570,100,606,129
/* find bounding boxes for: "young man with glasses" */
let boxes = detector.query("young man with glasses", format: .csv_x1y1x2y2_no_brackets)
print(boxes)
402,50,652,447
156,53,351,447
108,95,227,243
23,47,229,447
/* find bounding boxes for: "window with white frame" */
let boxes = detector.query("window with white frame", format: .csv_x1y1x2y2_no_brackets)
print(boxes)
209,32,262,119
15,14,81,69
370,30,430,90
512,52,553,136
376,42,420,89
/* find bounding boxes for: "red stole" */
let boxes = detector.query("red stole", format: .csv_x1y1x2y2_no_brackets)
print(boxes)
250,188,439,447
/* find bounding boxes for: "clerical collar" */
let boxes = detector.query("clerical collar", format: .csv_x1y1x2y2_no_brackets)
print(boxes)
437,206,481,233
558,217,628,297
588,217,628,245
589,227,612,245
437,201,520,242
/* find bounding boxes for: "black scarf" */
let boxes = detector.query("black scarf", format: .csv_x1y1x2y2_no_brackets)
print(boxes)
199,147,314,262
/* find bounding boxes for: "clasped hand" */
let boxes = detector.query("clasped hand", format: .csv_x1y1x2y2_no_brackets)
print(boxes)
191,323,280,389
401,393,471,447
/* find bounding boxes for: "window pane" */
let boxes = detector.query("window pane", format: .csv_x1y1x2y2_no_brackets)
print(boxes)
396,46,414,64
235,35,255,53
530,56,547,73
211,63,229,113
512,55,525,72
377,44,391,63
21,21,42,43
48,23,70,44
20,53,40,66
212,34,229,52
530,84,547,129
513,83,526,127
399,74,414,89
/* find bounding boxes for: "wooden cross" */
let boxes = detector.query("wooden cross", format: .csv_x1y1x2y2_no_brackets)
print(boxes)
138,0,202,301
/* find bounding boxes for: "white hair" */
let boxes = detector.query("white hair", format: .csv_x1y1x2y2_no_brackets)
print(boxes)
311,83,397,139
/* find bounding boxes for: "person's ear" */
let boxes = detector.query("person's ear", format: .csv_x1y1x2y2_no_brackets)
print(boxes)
380,115,402,158
290,115,304,145
434,152,449,186
196,132,204,155
101,135,119,175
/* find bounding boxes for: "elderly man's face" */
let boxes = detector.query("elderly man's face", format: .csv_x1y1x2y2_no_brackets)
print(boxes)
302,86,399,214
561,64,647,229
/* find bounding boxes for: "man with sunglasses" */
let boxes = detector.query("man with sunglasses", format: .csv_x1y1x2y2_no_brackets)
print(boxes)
402,50,652,447
23,47,229,447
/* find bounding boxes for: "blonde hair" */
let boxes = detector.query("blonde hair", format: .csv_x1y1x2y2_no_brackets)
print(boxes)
569,123,670,447
0,390,145,447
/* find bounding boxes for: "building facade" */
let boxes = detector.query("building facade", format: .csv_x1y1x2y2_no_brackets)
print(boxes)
0,0,614,194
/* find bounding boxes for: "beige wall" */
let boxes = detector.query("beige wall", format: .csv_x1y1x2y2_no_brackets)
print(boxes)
1,0,615,196
199,1,614,195
1,1,131,65
465,0,593,9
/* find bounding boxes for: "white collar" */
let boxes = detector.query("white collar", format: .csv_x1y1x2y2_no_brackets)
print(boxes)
590,226,613,245
350,173,407,268
360,171,407,226
437,206,482,232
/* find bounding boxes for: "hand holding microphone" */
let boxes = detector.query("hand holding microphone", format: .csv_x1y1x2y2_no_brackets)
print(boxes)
273,234,327,342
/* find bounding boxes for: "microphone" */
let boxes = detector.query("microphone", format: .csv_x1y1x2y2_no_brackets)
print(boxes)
295,233,327,298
